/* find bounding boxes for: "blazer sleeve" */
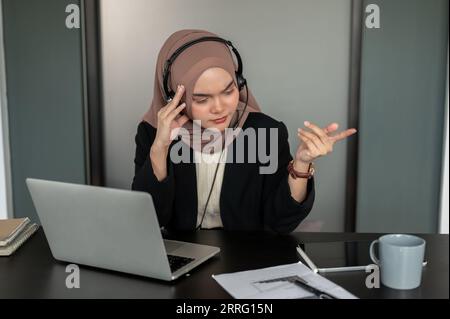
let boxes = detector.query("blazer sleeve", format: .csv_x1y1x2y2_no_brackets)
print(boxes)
131,122,175,227
262,120,315,234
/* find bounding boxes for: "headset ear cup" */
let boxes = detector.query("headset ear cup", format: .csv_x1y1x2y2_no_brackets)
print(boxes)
236,73,246,91
168,90,175,102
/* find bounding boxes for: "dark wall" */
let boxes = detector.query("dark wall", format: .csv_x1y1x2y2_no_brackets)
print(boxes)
2,0,87,223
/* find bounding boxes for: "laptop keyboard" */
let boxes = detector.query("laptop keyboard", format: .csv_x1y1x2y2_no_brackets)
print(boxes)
167,254,195,273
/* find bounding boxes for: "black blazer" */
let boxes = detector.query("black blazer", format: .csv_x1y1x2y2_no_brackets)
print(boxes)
131,112,315,234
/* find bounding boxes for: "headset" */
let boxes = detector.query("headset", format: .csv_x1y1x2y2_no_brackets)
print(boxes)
162,36,247,103
161,36,249,230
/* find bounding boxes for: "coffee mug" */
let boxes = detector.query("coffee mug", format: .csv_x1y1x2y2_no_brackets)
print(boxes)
369,234,426,290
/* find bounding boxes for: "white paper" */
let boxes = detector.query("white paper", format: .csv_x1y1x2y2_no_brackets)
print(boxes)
212,262,358,299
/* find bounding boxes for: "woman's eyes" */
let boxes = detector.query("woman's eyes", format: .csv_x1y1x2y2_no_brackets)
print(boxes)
194,90,234,104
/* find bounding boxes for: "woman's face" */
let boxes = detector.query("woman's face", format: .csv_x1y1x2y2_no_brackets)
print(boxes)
191,67,240,131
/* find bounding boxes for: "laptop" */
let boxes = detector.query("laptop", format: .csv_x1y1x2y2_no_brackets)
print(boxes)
25,178,220,281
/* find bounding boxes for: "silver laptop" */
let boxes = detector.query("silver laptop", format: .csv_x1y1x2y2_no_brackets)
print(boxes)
26,178,220,281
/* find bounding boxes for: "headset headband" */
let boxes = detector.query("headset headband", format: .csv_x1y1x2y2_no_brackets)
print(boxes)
162,36,246,102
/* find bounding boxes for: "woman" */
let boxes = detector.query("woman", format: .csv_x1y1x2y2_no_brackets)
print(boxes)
132,29,356,234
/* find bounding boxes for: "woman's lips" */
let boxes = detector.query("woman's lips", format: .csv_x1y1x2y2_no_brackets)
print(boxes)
212,115,228,124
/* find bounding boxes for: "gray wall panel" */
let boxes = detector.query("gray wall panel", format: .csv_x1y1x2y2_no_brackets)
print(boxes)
356,0,448,233
2,0,87,223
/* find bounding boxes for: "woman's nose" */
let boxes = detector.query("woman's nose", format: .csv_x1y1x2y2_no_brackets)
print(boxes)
211,97,225,114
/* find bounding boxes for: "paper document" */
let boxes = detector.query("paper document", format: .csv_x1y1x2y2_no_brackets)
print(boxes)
212,262,358,299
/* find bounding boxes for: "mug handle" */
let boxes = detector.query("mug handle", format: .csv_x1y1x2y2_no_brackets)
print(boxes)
369,239,380,265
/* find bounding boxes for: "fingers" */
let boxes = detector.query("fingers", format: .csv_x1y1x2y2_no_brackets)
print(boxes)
165,102,186,123
324,122,339,134
171,84,185,107
303,120,357,144
297,121,358,161
329,128,358,142
169,115,191,141
304,121,328,143
298,133,321,155
298,129,325,151
176,114,190,127
160,84,185,117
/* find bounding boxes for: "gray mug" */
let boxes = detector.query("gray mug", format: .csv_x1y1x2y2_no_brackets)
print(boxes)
369,234,426,290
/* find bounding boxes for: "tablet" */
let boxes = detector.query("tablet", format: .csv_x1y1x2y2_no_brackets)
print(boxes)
299,241,374,270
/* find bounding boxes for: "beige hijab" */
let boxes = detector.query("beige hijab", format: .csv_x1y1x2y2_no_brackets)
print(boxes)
142,29,262,153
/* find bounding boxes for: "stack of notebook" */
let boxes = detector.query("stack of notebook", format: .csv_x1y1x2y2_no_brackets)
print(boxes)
0,217,39,256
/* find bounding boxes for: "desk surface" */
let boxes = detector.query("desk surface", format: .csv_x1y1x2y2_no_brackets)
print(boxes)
0,229,448,299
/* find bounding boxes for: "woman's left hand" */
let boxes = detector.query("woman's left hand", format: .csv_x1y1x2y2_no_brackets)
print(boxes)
295,121,357,165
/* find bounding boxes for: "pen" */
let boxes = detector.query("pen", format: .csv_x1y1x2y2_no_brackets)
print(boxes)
318,262,428,273
257,275,338,299
289,276,337,299
296,245,319,273
318,265,369,273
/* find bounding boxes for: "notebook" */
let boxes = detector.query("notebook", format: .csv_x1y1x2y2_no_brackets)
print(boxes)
0,223,39,256
0,217,31,246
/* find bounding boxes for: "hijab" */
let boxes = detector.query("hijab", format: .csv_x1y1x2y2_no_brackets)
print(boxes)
142,29,262,154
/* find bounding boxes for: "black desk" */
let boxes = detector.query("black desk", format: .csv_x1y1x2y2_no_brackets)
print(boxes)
0,229,448,299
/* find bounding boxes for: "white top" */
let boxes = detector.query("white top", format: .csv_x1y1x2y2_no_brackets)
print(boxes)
194,147,228,229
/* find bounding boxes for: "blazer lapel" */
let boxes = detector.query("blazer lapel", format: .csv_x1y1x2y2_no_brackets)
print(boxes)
174,145,198,229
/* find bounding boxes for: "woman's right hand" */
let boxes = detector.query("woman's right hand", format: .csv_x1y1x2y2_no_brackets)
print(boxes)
153,84,190,150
